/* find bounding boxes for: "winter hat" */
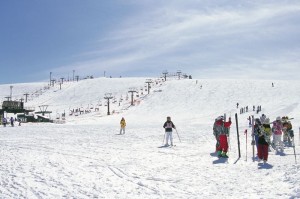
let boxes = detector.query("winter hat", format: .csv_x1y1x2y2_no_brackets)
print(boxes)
264,118,270,124
276,116,281,121
167,116,171,121
216,116,223,121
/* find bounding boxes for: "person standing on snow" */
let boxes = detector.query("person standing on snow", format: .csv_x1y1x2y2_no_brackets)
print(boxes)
272,116,284,152
282,116,294,146
120,117,126,134
2,117,7,127
10,117,14,127
257,118,271,163
163,116,176,146
253,118,262,153
213,116,232,158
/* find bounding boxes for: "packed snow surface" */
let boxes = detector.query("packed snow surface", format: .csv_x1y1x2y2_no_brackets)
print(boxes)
0,77,300,198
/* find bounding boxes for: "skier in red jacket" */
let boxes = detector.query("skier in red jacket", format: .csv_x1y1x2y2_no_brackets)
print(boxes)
213,116,232,158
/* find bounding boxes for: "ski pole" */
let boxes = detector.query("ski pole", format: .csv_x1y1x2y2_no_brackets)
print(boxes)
244,129,248,161
293,139,297,164
162,132,166,145
175,129,182,143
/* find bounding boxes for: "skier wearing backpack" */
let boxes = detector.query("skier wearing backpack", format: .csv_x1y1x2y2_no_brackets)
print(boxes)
272,116,284,152
257,118,271,163
120,117,126,134
282,116,294,146
213,116,232,158
163,116,176,146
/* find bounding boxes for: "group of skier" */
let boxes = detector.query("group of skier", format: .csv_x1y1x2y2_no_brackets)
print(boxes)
1,117,20,127
253,115,295,162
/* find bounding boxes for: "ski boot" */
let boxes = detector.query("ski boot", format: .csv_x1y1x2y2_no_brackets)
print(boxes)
217,151,222,158
221,152,229,158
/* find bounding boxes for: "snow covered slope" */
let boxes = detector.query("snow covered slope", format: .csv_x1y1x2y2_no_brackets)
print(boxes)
0,77,299,198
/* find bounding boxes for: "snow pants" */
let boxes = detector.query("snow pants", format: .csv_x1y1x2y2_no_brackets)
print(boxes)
273,134,283,150
120,127,125,134
257,144,269,161
165,131,173,145
217,134,228,153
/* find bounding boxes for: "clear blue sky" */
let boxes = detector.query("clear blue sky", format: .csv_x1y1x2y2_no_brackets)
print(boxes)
1,0,300,84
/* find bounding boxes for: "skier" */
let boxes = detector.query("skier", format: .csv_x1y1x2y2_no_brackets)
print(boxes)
272,116,284,152
257,118,271,163
282,116,294,146
236,103,239,108
10,117,14,127
213,116,232,158
120,117,126,134
163,116,176,146
253,118,262,154
2,117,7,127
248,116,252,127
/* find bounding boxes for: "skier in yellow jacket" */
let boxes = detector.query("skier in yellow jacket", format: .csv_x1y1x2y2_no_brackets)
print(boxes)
120,117,126,134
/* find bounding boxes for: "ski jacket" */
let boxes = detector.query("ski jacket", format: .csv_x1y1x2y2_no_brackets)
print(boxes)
282,122,292,131
213,120,231,137
163,121,175,132
253,124,261,136
258,124,271,145
120,119,126,128
272,121,283,135
2,118,7,124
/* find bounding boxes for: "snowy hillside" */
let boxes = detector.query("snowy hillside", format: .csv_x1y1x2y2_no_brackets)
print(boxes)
1,77,300,198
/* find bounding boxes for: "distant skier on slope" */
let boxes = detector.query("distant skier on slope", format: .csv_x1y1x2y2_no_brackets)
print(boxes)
120,117,126,134
10,117,14,127
213,116,232,158
2,117,7,127
163,116,176,147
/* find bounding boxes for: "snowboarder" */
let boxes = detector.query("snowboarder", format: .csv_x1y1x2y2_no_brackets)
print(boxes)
257,118,271,163
163,116,176,146
272,116,284,152
213,116,232,158
120,117,126,134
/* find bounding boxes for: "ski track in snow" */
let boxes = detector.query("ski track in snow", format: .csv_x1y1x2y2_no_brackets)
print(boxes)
0,78,300,198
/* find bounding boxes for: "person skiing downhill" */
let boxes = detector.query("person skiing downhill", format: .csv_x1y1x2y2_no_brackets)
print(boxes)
120,117,126,134
213,116,232,158
163,116,176,146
